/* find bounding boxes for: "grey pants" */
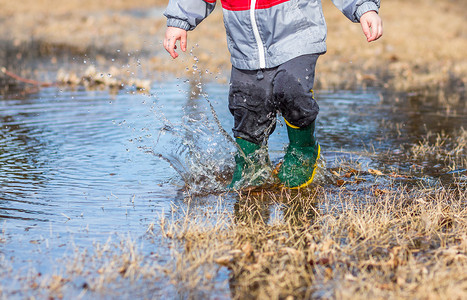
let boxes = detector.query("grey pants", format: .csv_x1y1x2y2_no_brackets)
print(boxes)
228,54,320,145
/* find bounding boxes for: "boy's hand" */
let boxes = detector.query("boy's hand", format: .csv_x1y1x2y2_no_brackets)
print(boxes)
359,11,383,42
164,27,187,59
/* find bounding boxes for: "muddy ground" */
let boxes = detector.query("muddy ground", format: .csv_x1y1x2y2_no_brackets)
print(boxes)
0,0,466,96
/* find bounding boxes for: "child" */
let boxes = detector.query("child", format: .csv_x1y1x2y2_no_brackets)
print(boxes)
163,0,383,189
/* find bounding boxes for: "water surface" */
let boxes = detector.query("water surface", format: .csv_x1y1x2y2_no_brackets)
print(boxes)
0,80,465,289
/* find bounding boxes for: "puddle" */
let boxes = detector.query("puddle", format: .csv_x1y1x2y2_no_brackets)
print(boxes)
0,79,465,295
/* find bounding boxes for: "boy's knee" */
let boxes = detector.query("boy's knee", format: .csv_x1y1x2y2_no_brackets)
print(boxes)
228,82,276,145
273,71,319,128
283,107,319,128
229,82,270,110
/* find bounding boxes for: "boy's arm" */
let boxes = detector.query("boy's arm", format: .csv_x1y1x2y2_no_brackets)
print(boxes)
163,0,217,59
331,0,380,22
331,0,382,42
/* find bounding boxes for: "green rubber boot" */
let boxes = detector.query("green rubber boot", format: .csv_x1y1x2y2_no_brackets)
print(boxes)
277,120,321,188
228,138,271,189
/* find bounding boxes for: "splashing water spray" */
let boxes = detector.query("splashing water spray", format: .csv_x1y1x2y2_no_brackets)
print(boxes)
142,49,329,194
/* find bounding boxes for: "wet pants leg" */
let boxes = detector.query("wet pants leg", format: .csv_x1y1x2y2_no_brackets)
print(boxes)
228,54,320,144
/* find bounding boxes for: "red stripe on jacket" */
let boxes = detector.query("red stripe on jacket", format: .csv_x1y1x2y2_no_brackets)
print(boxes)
218,0,291,11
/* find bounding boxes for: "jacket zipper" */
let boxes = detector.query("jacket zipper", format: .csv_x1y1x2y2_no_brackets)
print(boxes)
249,0,266,69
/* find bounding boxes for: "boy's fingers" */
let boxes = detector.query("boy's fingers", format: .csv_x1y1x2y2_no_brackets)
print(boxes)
167,36,179,59
369,23,377,41
361,20,371,41
163,36,172,55
369,20,383,41
180,32,187,52
376,21,383,40
163,38,169,52
164,27,188,59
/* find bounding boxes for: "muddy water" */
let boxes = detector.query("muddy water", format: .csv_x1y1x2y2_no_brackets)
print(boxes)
0,80,465,282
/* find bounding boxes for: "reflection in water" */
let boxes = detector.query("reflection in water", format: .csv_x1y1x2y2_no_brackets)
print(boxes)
391,93,466,142
318,90,466,151
233,189,318,226
228,189,320,299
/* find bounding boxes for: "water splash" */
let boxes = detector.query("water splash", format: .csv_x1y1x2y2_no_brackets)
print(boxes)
139,92,235,194
142,86,334,194
144,113,332,194
311,155,333,186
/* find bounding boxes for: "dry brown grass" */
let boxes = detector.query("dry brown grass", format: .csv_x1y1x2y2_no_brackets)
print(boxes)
0,0,164,55
157,181,466,299
410,128,467,171
319,0,467,92
153,129,466,299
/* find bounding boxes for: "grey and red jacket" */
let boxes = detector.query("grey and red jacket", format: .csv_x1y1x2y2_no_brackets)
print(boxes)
164,0,380,70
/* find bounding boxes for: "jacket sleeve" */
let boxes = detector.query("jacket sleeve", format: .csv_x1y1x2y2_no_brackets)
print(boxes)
164,0,217,31
331,0,380,23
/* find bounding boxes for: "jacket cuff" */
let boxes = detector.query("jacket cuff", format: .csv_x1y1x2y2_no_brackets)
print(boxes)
355,2,379,21
166,18,192,31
